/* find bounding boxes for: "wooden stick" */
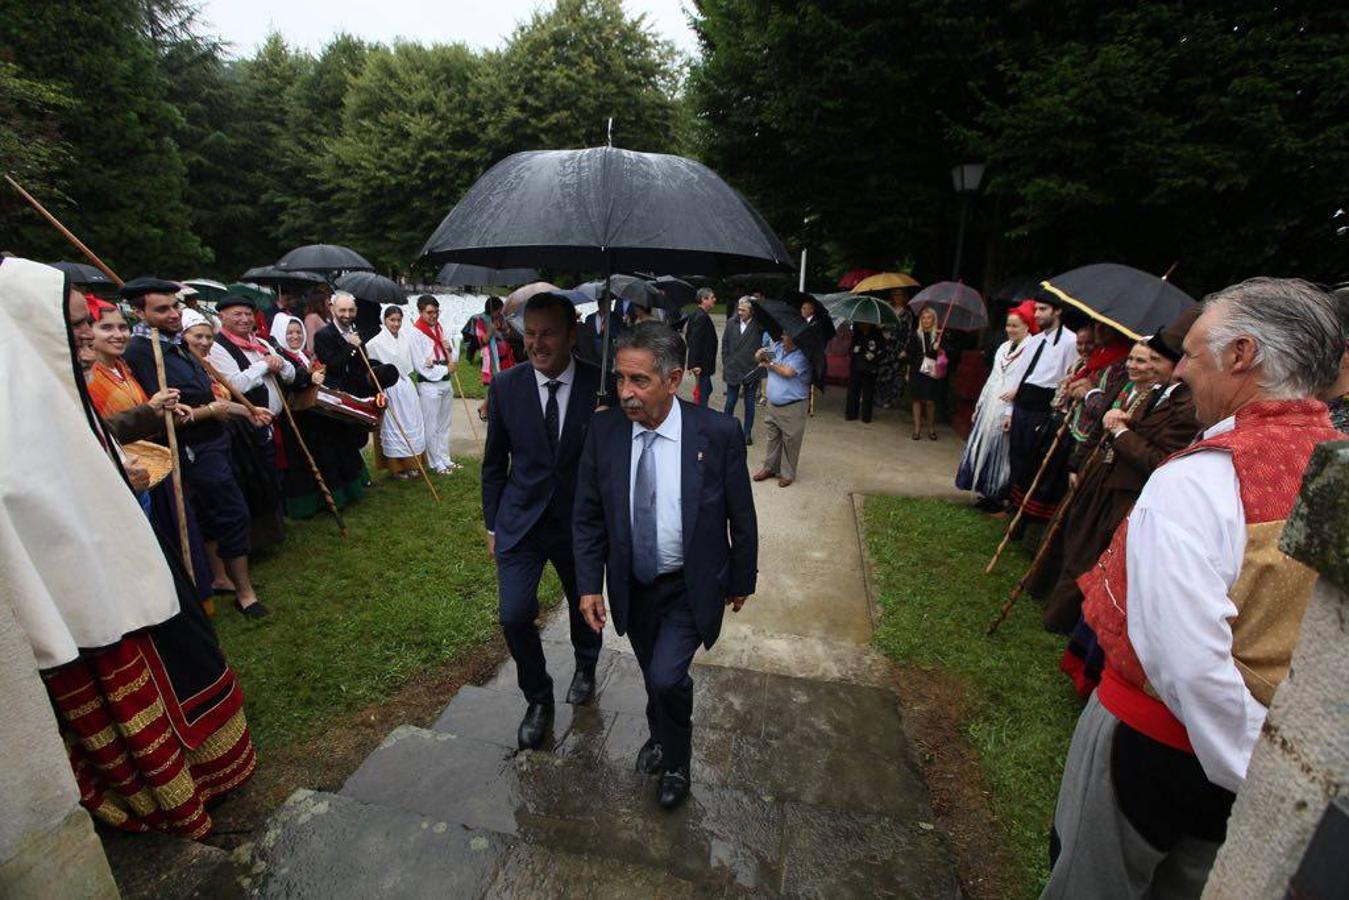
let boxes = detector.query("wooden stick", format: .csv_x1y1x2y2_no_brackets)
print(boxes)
150,329,194,579
986,389,1151,633
986,399,1081,574
275,384,347,537
451,366,480,442
355,343,439,501
4,174,125,287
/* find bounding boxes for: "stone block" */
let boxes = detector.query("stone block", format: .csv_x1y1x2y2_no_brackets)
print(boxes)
0,807,117,900
1281,440,1349,590
434,685,575,749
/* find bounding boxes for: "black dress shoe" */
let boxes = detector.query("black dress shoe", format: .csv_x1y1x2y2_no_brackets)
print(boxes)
657,766,690,809
516,702,554,750
635,738,664,775
566,665,597,705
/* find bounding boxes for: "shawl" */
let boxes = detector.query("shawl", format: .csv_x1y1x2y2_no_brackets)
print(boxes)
87,358,149,417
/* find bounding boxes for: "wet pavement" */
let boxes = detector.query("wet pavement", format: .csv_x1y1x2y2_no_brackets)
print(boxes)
244,365,967,896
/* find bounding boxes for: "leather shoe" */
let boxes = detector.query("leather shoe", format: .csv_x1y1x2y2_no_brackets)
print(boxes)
635,738,664,775
777,477,794,488
751,469,774,482
657,766,691,809
516,702,554,750
566,665,597,705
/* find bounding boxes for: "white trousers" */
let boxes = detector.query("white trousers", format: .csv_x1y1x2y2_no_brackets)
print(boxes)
418,378,455,470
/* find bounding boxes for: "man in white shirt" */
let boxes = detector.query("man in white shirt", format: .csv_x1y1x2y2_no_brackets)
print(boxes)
410,295,460,474
209,294,297,415
1000,299,1078,512
1042,277,1344,899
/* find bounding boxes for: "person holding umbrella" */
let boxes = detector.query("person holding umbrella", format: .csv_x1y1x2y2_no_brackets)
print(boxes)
752,324,813,487
683,287,718,406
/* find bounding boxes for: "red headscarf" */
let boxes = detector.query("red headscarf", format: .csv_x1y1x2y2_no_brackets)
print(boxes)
86,294,116,321
1008,299,1039,334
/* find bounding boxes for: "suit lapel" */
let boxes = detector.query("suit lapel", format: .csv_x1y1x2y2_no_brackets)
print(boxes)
615,415,633,548
559,367,591,454
680,401,705,559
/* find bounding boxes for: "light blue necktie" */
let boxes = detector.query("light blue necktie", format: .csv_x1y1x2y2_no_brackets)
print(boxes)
632,430,659,584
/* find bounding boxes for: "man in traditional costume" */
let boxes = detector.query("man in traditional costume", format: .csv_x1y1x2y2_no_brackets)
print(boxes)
411,294,460,474
1043,277,1344,898
313,292,397,491
122,278,274,618
0,258,256,838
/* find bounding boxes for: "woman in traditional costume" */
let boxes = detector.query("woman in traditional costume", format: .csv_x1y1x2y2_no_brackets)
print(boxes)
366,305,429,480
1,258,257,838
956,301,1037,508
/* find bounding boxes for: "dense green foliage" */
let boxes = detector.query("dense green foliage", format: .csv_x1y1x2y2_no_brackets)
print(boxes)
0,0,683,278
863,495,1080,898
689,1,1349,296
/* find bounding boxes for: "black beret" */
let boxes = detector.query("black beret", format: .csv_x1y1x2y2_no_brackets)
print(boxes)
216,293,256,310
119,276,182,300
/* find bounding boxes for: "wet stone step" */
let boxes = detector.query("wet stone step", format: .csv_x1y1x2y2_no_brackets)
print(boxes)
244,789,512,898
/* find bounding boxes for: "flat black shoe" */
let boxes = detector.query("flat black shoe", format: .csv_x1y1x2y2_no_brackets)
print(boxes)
566,665,597,705
635,738,664,775
234,599,270,619
516,702,554,750
657,766,690,809
744,436,753,446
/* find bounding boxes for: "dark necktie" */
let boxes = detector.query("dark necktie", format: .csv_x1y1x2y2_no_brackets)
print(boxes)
632,431,658,584
545,380,561,452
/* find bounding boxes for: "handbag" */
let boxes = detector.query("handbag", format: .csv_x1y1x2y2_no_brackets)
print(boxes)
918,330,949,379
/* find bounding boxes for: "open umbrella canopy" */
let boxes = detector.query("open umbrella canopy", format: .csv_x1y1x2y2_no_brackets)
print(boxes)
578,275,665,310
181,278,230,302
435,262,539,288
335,271,407,305
48,261,115,288
837,268,880,291
851,272,920,294
822,293,902,327
276,244,374,275
782,289,836,341
909,282,988,331
751,298,826,389
241,265,327,291
1041,263,1195,340
418,147,794,278
650,275,698,308
223,282,274,307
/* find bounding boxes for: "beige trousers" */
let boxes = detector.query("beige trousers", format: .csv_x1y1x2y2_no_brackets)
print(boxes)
762,399,807,480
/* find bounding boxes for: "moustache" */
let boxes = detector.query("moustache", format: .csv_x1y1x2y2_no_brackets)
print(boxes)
620,397,644,410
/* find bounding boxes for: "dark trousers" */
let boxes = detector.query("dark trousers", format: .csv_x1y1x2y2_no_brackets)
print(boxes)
627,571,702,772
845,369,877,422
722,382,757,438
183,432,251,559
496,516,602,704
695,372,714,407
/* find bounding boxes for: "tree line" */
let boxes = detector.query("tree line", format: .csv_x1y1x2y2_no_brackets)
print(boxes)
3,1,1345,298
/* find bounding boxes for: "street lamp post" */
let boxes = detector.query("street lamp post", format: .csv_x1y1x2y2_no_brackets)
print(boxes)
951,163,986,281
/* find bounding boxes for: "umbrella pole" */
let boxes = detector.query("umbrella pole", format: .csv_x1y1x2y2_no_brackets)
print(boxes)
596,256,613,407
355,345,440,502
985,399,1081,574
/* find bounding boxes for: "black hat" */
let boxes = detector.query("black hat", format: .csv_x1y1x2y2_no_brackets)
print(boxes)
1146,305,1201,364
216,293,256,310
119,276,181,300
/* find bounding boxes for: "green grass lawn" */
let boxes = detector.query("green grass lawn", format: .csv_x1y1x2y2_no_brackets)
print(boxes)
213,454,554,751
863,496,1081,898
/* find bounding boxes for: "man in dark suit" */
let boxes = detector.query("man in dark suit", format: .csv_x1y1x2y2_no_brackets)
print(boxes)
312,292,397,396
483,292,605,749
683,288,718,406
574,322,758,809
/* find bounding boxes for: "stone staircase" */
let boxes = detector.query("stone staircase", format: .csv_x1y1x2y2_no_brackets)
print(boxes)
239,616,959,897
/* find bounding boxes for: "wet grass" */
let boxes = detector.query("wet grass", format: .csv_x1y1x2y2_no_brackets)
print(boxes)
213,453,557,752
863,495,1080,899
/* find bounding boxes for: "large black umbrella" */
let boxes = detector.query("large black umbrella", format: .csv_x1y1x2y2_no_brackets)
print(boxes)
241,265,328,292
418,147,794,277
435,262,539,288
650,275,698,308
276,244,374,275
578,275,663,310
1041,263,1195,340
335,272,406,342
49,261,115,288
751,298,827,390
783,289,837,342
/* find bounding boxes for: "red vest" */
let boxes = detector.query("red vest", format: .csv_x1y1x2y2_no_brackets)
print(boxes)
1080,399,1340,752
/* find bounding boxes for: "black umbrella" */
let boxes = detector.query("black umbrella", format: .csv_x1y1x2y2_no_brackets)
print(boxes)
752,298,827,390
276,244,374,275
650,275,699,309
782,289,837,342
435,262,539,288
49,261,114,288
578,275,665,310
335,272,406,342
241,265,328,292
1041,263,1195,340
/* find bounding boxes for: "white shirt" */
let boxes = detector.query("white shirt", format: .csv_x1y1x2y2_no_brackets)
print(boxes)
533,357,575,440
207,339,295,414
1009,323,1078,391
1124,414,1263,792
738,319,749,335
629,399,683,574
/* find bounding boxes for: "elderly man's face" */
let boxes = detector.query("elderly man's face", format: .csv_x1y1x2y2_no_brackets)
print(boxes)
140,292,182,334
1177,306,1256,428
737,301,753,322
219,305,255,337
67,288,94,349
333,297,358,328
616,346,681,430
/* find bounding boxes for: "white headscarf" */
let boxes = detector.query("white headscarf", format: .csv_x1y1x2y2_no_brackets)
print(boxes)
366,305,416,378
270,311,312,367
0,258,178,668
181,306,211,333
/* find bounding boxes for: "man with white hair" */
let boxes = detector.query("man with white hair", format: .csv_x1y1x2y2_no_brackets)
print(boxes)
1043,277,1344,898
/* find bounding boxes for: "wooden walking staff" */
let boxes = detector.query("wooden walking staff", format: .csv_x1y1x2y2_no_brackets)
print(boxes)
271,375,348,537
354,342,440,501
450,360,480,443
986,388,1152,634
985,397,1083,574
5,174,122,286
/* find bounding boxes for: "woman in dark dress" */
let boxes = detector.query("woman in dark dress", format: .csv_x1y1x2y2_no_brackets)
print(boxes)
875,288,914,408
907,306,947,440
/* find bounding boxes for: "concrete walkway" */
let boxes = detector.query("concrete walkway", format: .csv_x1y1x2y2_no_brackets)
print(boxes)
244,365,969,897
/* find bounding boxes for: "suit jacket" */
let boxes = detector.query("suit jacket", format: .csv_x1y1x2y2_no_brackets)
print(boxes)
313,323,394,395
573,400,758,649
684,308,718,375
575,312,623,369
482,360,602,554
721,316,766,387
